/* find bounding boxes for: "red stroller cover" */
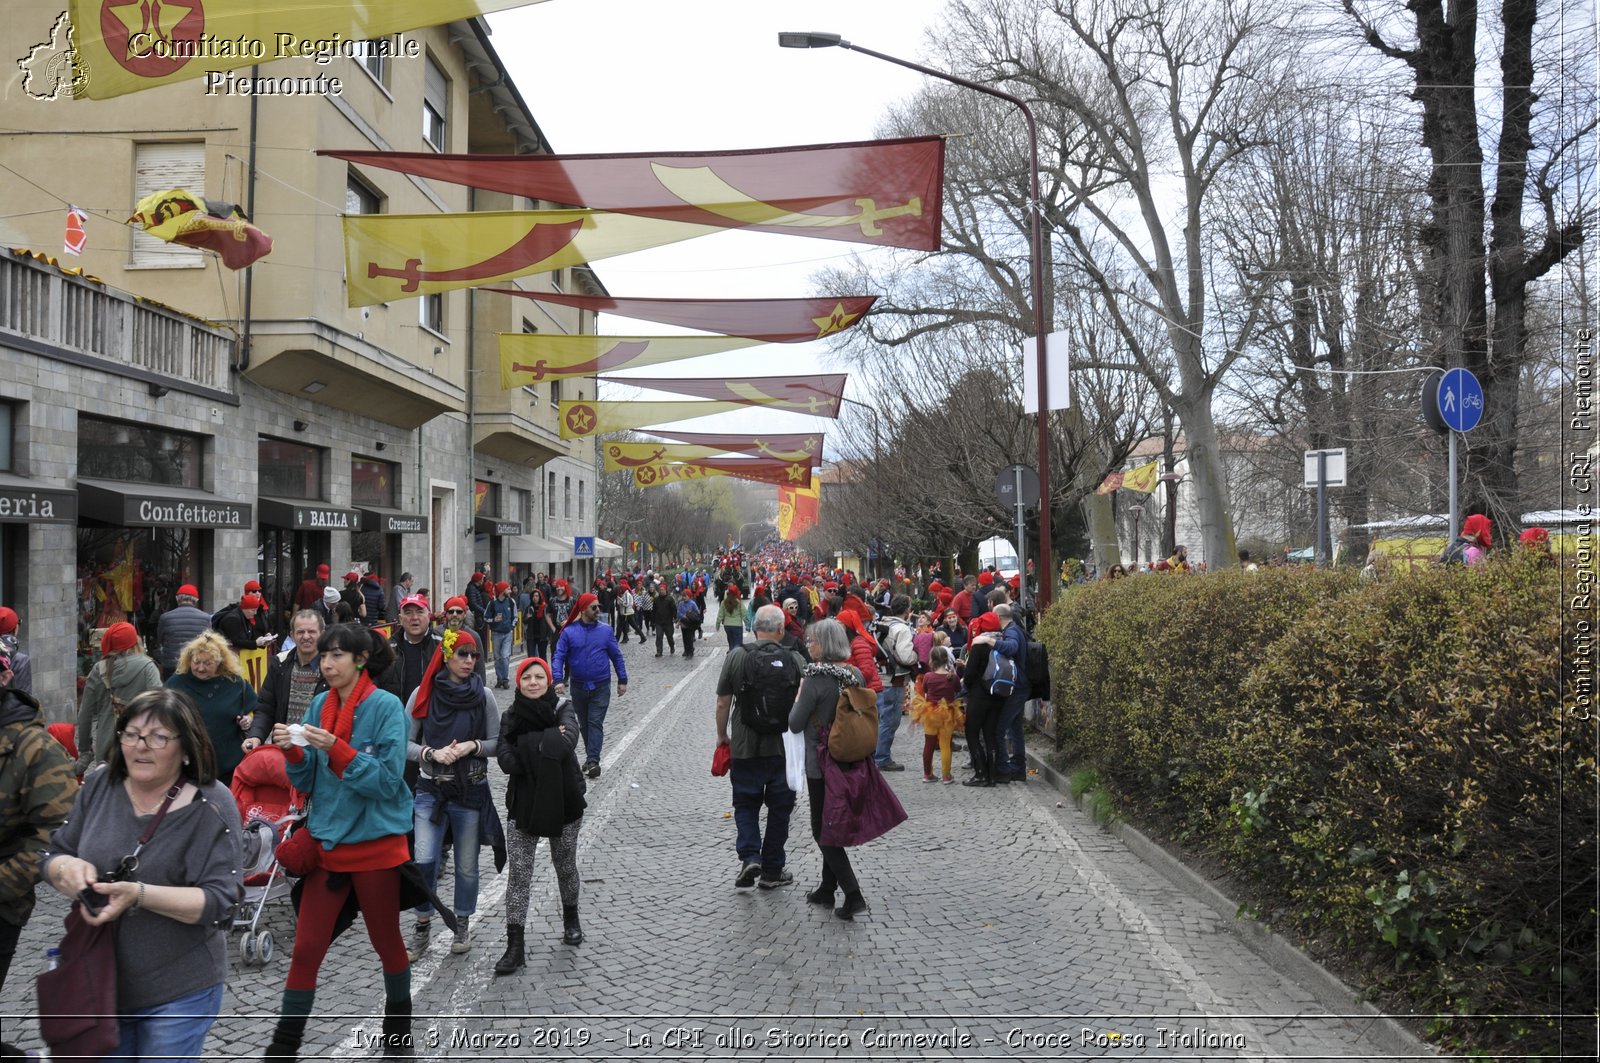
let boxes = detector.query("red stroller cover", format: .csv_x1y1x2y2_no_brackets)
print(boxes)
231,746,303,884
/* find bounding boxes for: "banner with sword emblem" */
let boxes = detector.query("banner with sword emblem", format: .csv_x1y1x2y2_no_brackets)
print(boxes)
485,292,876,341
597,374,846,414
603,438,823,470
499,334,761,387
560,399,837,440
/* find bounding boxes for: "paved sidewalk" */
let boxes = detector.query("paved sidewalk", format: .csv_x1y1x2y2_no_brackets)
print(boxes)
2,632,1413,1059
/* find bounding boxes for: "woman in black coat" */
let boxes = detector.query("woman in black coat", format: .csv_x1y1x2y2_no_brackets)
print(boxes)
494,656,586,974
960,612,1004,786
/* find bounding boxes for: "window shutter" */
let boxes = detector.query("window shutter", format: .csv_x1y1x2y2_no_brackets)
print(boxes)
132,142,205,268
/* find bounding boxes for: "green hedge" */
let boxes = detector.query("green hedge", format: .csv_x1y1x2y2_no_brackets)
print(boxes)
1041,560,1595,1058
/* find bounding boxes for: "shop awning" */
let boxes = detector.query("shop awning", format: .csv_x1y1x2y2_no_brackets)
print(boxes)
0,474,77,524
355,507,429,534
78,478,251,528
258,497,362,532
507,534,571,564
475,515,524,537
593,537,626,558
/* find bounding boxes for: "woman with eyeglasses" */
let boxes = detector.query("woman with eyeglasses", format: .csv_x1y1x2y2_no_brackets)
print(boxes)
165,630,257,786
264,623,411,1060
402,628,499,963
43,688,244,1062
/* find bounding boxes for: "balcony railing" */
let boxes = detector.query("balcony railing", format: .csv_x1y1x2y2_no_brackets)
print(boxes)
0,251,235,394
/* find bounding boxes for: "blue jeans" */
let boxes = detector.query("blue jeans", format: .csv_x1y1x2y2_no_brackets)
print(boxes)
413,786,481,915
111,982,223,1063
493,629,513,682
729,754,795,872
997,687,1031,775
570,683,612,764
874,681,907,766
724,625,745,649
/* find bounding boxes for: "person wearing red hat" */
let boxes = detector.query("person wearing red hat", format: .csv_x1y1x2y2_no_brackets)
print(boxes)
338,571,367,624
960,611,1006,786
155,585,210,679
359,572,387,629
74,621,162,774
494,656,586,973
294,565,330,611
552,593,627,778
0,606,29,695
1439,513,1493,566
212,592,274,652
463,572,492,678
486,581,518,689
1519,526,1555,566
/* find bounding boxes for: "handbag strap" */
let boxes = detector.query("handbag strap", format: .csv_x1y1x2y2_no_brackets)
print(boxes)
129,778,185,860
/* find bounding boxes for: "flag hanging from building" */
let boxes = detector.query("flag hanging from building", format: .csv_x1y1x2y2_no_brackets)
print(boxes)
128,189,273,269
486,292,877,341
631,458,810,489
66,1,549,100
323,137,945,250
599,374,846,415
558,400,790,439
603,437,823,470
1120,461,1160,493
63,206,89,256
344,209,718,306
645,431,824,462
778,485,821,541
499,334,761,387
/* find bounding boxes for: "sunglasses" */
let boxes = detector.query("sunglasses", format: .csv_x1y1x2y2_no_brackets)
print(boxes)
454,650,480,659
446,609,467,616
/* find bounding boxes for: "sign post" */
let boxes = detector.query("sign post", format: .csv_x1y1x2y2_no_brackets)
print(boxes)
1303,448,1347,566
1435,368,1485,539
996,463,1040,601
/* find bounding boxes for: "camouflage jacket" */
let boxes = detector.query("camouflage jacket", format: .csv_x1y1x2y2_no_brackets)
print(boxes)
0,687,78,927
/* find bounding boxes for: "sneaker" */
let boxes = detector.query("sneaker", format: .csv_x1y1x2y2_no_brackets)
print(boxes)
921,774,938,783
583,761,600,779
941,776,956,785
734,861,761,889
406,918,431,962
450,915,471,954
878,760,905,772
757,869,794,890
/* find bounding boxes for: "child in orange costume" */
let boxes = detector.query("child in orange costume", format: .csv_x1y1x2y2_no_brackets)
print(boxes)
909,646,964,783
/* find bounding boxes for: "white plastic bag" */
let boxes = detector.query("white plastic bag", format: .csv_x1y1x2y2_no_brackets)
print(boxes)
782,729,807,792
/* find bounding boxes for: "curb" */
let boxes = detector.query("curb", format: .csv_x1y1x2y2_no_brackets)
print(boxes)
1026,748,1438,1060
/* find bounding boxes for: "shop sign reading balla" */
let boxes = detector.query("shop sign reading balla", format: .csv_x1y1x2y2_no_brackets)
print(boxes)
296,506,360,531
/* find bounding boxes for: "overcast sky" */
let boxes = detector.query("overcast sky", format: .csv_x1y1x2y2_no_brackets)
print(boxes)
488,0,951,449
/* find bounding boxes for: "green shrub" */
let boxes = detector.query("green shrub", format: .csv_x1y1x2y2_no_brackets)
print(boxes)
1039,559,1595,1058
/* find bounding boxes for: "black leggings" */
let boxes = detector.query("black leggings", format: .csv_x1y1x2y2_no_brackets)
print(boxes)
806,777,859,896
655,623,675,655
965,703,995,781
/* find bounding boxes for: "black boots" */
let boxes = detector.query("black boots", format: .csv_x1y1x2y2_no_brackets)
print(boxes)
263,1017,308,1061
562,904,584,945
494,924,526,975
382,997,413,1057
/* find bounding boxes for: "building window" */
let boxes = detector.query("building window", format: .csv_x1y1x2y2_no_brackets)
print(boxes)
346,174,381,215
564,476,571,518
420,293,444,333
80,416,202,487
578,479,585,519
351,457,398,507
550,378,561,409
258,438,322,498
521,319,538,403
474,479,500,516
131,142,205,268
423,56,448,151
510,487,530,528
355,38,391,86
550,268,564,291
547,471,556,517
0,403,11,472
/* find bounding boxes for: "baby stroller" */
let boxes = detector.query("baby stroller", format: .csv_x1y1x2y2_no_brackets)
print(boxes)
230,744,306,967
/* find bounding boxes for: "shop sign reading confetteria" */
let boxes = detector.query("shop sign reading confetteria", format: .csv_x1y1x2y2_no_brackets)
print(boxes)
136,499,250,526
0,485,77,524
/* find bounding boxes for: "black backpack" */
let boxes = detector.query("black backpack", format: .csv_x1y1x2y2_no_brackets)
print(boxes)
210,603,238,628
1436,535,1470,566
736,641,801,734
1025,639,1051,701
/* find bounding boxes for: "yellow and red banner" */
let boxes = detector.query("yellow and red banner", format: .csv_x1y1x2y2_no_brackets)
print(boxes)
343,210,719,306
631,458,810,489
559,400,755,439
778,485,820,541
603,437,823,470
1121,461,1160,493
67,1,548,100
499,334,760,387
600,374,846,415
129,189,273,269
324,138,945,250
486,292,876,341
647,432,824,461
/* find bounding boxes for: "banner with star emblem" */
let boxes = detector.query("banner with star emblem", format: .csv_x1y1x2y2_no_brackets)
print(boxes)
323,137,945,250
560,399,836,440
644,432,824,461
67,1,549,100
630,458,811,489
499,334,761,387
485,292,876,341
603,438,823,470
344,209,720,306
778,485,821,541
598,374,846,415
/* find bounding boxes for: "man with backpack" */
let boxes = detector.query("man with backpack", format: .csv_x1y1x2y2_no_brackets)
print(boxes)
714,605,802,889
990,603,1033,783
872,595,919,772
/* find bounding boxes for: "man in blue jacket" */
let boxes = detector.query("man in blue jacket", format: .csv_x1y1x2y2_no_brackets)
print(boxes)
990,603,1032,782
552,592,628,778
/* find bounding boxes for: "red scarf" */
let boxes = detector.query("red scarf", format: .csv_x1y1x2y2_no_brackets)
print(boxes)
319,671,375,742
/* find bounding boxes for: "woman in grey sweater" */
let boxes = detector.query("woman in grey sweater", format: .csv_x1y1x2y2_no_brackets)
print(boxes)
43,688,243,1062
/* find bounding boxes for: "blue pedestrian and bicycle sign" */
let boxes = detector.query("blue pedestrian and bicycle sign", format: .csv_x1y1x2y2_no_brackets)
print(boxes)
1437,367,1484,432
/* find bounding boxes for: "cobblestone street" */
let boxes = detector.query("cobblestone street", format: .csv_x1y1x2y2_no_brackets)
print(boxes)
2,634,1412,1059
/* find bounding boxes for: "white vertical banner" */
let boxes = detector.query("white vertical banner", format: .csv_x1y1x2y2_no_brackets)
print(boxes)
1022,330,1073,413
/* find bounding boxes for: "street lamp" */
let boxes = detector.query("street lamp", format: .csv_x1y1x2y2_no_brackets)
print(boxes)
779,30,1055,610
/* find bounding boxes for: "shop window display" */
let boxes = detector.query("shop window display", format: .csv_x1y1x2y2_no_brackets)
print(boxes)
76,524,196,677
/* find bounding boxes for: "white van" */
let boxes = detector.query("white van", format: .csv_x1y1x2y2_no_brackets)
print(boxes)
976,537,1021,579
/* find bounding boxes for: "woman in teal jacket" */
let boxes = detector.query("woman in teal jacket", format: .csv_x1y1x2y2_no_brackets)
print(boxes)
264,624,413,1061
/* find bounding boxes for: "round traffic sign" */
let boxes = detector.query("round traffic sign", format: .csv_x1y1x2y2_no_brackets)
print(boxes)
1437,367,1484,432
996,463,1040,509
